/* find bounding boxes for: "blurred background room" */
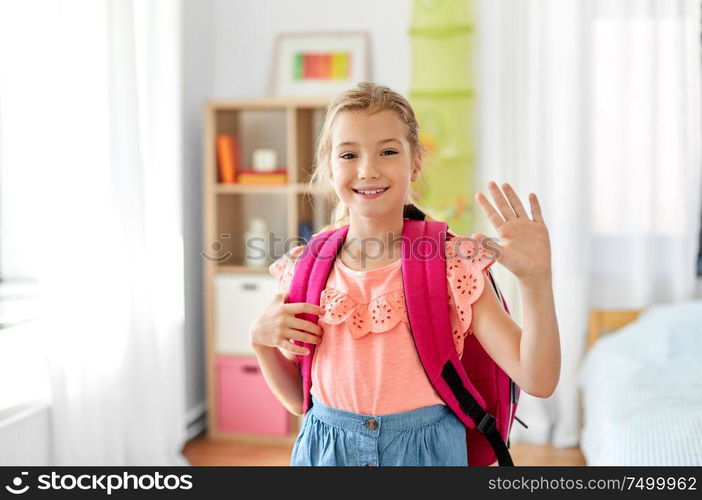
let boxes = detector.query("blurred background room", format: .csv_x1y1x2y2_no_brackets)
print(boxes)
0,0,700,466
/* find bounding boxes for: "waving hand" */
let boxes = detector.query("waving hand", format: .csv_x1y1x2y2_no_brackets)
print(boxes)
472,181,552,280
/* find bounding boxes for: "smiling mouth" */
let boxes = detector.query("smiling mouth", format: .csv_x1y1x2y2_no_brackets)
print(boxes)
352,187,389,195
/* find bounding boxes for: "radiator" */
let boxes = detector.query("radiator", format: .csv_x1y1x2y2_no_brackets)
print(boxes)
0,401,52,465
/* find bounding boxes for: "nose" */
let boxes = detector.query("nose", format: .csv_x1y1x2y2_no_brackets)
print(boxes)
357,156,381,179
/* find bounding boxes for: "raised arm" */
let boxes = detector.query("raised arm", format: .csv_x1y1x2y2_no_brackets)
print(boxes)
470,181,561,398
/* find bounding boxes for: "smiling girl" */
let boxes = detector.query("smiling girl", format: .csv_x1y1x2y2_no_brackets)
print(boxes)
248,82,561,466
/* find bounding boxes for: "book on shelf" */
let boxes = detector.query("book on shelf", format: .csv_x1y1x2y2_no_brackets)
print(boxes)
237,169,288,185
216,133,239,183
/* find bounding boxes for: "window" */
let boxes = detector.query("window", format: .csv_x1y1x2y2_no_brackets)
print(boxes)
0,2,45,327
591,15,693,237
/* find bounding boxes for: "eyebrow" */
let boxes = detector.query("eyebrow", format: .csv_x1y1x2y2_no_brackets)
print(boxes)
334,138,401,149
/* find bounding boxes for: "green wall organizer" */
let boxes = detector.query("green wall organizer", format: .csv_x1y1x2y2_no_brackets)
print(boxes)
409,0,476,236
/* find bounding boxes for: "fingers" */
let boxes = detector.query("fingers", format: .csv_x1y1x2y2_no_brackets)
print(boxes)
475,191,505,229
287,316,323,336
487,181,517,221
529,193,544,223
280,340,311,356
284,301,325,317
284,328,322,346
501,183,528,218
477,181,541,227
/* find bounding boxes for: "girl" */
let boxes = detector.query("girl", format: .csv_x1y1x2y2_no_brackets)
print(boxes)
249,82,560,466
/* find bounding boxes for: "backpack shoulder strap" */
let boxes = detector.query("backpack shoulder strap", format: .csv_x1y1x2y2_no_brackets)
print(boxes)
418,225,513,465
401,219,456,372
286,225,349,414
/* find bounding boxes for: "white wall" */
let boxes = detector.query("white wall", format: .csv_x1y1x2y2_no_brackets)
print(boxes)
180,0,412,431
210,0,411,98
182,0,215,433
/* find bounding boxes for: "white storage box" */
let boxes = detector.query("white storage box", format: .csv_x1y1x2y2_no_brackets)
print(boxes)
214,273,279,355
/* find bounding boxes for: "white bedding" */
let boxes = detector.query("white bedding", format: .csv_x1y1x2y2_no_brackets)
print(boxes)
577,299,702,465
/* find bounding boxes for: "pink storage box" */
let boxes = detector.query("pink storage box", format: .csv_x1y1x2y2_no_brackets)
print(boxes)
216,355,290,436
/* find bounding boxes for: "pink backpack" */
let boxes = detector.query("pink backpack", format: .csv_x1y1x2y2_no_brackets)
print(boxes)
286,215,524,466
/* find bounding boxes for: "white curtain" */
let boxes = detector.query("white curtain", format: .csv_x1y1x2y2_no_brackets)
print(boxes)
588,0,702,308
475,0,701,449
1,0,188,464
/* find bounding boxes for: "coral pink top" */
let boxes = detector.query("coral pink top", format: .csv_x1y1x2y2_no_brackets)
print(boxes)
269,236,495,415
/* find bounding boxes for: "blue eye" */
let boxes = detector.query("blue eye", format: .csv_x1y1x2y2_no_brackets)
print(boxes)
340,153,356,160
381,150,397,156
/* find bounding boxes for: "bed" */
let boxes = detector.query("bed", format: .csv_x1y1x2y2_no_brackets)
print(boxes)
577,300,702,465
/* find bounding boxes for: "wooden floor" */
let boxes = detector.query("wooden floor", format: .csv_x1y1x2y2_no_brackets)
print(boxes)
182,431,586,466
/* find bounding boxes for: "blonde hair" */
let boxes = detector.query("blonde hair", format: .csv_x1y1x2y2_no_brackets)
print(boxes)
308,81,435,236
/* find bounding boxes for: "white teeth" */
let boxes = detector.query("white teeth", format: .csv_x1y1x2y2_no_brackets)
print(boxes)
356,188,386,195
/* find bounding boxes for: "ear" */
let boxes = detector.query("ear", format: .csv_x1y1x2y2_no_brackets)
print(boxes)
411,151,421,182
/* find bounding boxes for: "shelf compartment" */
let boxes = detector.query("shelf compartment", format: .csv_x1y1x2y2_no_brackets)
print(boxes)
297,191,335,240
291,107,326,185
214,192,288,269
214,108,288,182
216,355,290,436
214,273,277,356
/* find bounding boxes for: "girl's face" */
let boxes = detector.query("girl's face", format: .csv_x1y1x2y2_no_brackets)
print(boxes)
329,109,420,222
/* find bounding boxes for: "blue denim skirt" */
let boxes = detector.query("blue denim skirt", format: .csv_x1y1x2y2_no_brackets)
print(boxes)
290,396,468,466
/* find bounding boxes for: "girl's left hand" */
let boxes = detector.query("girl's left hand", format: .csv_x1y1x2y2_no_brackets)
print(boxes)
472,181,552,280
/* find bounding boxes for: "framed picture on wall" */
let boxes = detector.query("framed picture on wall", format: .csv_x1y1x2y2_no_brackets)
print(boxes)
269,31,371,98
